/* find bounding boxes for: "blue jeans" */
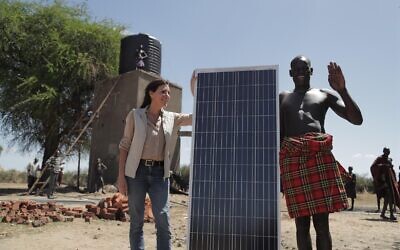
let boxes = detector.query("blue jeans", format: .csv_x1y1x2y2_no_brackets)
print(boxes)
126,164,171,250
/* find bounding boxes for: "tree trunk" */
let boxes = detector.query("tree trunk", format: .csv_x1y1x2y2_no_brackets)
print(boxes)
77,144,81,191
41,129,60,168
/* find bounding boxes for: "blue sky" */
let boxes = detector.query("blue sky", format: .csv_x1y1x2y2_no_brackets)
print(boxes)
1,0,399,177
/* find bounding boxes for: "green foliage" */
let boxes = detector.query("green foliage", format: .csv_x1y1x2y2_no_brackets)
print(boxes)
62,169,88,187
355,174,374,193
0,165,378,196
0,167,87,187
0,0,123,163
177,165,190,185
0,168,26,183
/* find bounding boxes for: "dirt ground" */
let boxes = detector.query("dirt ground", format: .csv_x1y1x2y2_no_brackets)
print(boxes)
0,183,399,250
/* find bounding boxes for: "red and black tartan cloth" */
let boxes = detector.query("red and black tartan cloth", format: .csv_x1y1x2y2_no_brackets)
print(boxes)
280,132,348,218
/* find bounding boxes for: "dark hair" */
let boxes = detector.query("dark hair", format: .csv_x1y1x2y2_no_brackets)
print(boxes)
140,79,169,108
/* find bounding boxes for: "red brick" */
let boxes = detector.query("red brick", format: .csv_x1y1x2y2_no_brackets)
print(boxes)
113,200,123,209
47,201,56,207
85,204,96,209
11,201,21,211
72,207,83,213
27,204,38,210
99,208,107,216
107,208,118,214
88,207,100,215
16,217,26,224
40,205,49,211
64,216,74,222
83,211,95,218
63,211,76,217
50,214,64,222
102,213,116,220
3,215,13,223
40,217,50,224
107,201,113,208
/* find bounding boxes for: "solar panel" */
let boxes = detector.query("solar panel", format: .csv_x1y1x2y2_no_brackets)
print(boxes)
188,66,280,250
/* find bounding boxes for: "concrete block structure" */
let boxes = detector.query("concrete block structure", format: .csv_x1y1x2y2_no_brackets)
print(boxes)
87,70,182,192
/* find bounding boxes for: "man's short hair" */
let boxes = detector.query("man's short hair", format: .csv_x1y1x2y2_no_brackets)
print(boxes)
290,55,311,69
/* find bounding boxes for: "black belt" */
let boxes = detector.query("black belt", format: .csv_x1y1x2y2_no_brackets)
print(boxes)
140,159,164,167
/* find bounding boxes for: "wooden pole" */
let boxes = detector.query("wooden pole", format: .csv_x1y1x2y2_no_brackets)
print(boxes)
77,144,81,191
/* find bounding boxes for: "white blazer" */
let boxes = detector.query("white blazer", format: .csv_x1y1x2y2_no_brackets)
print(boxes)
123,108,192,178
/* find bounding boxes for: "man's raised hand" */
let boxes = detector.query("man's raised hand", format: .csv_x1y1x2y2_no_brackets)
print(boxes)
328,62,346,93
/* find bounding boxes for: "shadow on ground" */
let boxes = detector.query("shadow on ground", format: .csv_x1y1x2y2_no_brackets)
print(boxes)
363,218,398,223
0,187,26,196
0,185,84,196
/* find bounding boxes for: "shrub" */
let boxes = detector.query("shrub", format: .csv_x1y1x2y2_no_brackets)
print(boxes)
61,170,88,187
0,168,26,183
355,174,374,193
178,165,190,184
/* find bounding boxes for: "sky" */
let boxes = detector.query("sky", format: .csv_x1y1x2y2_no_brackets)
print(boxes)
1,0,399,178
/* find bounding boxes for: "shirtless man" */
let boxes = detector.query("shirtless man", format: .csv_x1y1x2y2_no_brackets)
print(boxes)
280,55,363,250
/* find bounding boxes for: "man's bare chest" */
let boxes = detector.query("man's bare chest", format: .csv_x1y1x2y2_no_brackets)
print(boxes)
281,91,327,114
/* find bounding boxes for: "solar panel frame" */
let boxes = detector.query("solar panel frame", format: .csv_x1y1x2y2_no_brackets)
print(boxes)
187,65,280,250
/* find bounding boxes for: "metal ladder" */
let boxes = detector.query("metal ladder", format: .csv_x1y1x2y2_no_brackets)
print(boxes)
27,76,121,195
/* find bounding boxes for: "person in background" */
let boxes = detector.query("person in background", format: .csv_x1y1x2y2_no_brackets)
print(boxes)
118,78,193,250
280,55,363,250
26,158,39,191
96,158,108,194
398,166,400,202
370,148,391,212
371,148,397,221
57,167,64,186
345,166,357,211
45,150,63,199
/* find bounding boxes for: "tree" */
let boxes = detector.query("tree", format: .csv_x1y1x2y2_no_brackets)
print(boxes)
0,0,123,164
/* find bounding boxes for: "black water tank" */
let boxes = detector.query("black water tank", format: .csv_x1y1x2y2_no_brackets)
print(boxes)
119,33,162,75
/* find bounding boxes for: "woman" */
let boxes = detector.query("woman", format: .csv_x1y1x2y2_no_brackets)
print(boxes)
118,79,192,250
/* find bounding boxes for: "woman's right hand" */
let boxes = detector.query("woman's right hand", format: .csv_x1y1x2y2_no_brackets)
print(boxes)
190,70,197,96
118,176,128,196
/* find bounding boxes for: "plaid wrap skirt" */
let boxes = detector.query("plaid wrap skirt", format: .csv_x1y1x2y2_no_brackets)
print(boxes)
280,132,348,218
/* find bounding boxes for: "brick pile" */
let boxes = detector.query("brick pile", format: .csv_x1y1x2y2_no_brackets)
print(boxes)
0,200,87,227
87,193,154,223
86,192,129,222
0,193,154,227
